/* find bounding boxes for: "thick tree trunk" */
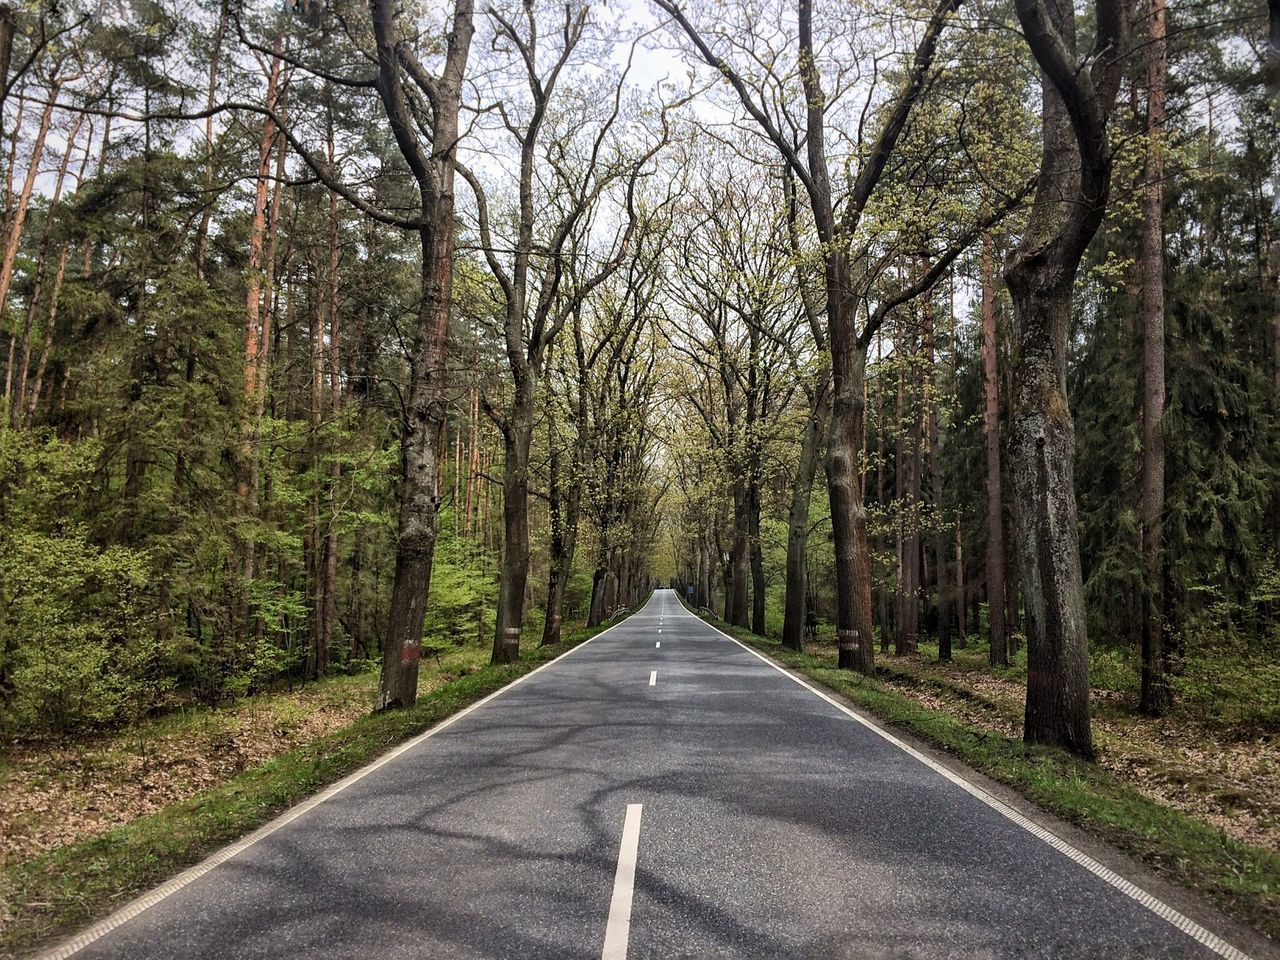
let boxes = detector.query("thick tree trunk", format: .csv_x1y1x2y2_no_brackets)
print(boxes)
375,0,473,709
542,415,580,646
541,518,576,645
729,483,749,627
618,545,633,613
1007,282,1092,755
782,381,831,650
981,235,1009,666
1139,0,1171,715
826,280,875,674
493,407,533,664
589,557,608,626
1006,0,1121,759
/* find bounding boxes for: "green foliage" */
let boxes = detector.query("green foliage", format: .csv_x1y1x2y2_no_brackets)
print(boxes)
0,525,162,732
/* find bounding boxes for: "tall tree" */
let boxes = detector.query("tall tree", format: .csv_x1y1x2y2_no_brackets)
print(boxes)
659,0,1019,671
1004,0,1125,756
459,4,658,665
1138,0,1170,715
981,234,1008,666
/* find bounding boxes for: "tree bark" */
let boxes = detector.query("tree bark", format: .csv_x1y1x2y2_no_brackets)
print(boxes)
239,40,282,600
1138,0,1171,715
749,472,766,636
782,380,831,650
826,290,875,673
493,406,533,663
318,125,342,678
729,477,750,628
896,319,920,657
376,0,475,709
1006,0,1124,758
925,284,951,661
981,235,1009,666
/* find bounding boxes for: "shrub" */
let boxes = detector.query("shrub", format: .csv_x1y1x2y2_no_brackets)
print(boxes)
0,527,164,732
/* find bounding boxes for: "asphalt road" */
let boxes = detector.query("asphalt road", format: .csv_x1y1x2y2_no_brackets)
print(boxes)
46,589,1255,960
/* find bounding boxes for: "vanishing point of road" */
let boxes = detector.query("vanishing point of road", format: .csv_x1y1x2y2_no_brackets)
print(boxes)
41,590,1262,960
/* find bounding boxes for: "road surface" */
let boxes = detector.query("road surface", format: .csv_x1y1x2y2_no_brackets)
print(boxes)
45,590,1256,960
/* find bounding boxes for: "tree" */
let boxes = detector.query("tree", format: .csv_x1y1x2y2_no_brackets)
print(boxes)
1004,0,1125,756
658,0,1026,670
458,3,662,664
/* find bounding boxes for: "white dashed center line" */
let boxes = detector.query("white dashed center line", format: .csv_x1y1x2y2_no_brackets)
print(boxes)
600,804,643,960
648,670,657,686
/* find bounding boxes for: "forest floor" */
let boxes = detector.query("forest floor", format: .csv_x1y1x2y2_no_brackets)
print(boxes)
0,645,488,870
693,607,1280,944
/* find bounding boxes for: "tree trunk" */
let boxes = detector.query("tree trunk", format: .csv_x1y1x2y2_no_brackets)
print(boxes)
318,143,341,678
589,550,609,626
23,241,70,422
493,402,533,663
729,481,749,627
782,380,831,650
542,398,581,646
925,285,951,661
896,320,920,657
1006,280,1093,755
698,537,710,609
876,334,892,652
11,114,81,427
981,235,1009,666
0,81,58,404
749,472,766,636
239,42,283,603
826,277,875,674
1138,0,1171,715
375,0,474,709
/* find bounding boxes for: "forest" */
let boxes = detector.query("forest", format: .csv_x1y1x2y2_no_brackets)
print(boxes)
0,0,1277,949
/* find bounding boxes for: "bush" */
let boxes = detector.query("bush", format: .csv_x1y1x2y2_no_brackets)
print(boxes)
0,527,165,733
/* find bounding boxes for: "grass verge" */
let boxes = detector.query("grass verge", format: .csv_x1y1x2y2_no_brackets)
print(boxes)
0,618,623,959
688,605,1280,945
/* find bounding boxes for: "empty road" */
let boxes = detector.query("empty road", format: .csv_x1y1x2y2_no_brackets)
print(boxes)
44,590,1255,960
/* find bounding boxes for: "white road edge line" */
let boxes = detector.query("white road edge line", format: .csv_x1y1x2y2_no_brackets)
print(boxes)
601,803,644,960
38,612,641,960
649,670,657,686
685,602,1254,960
